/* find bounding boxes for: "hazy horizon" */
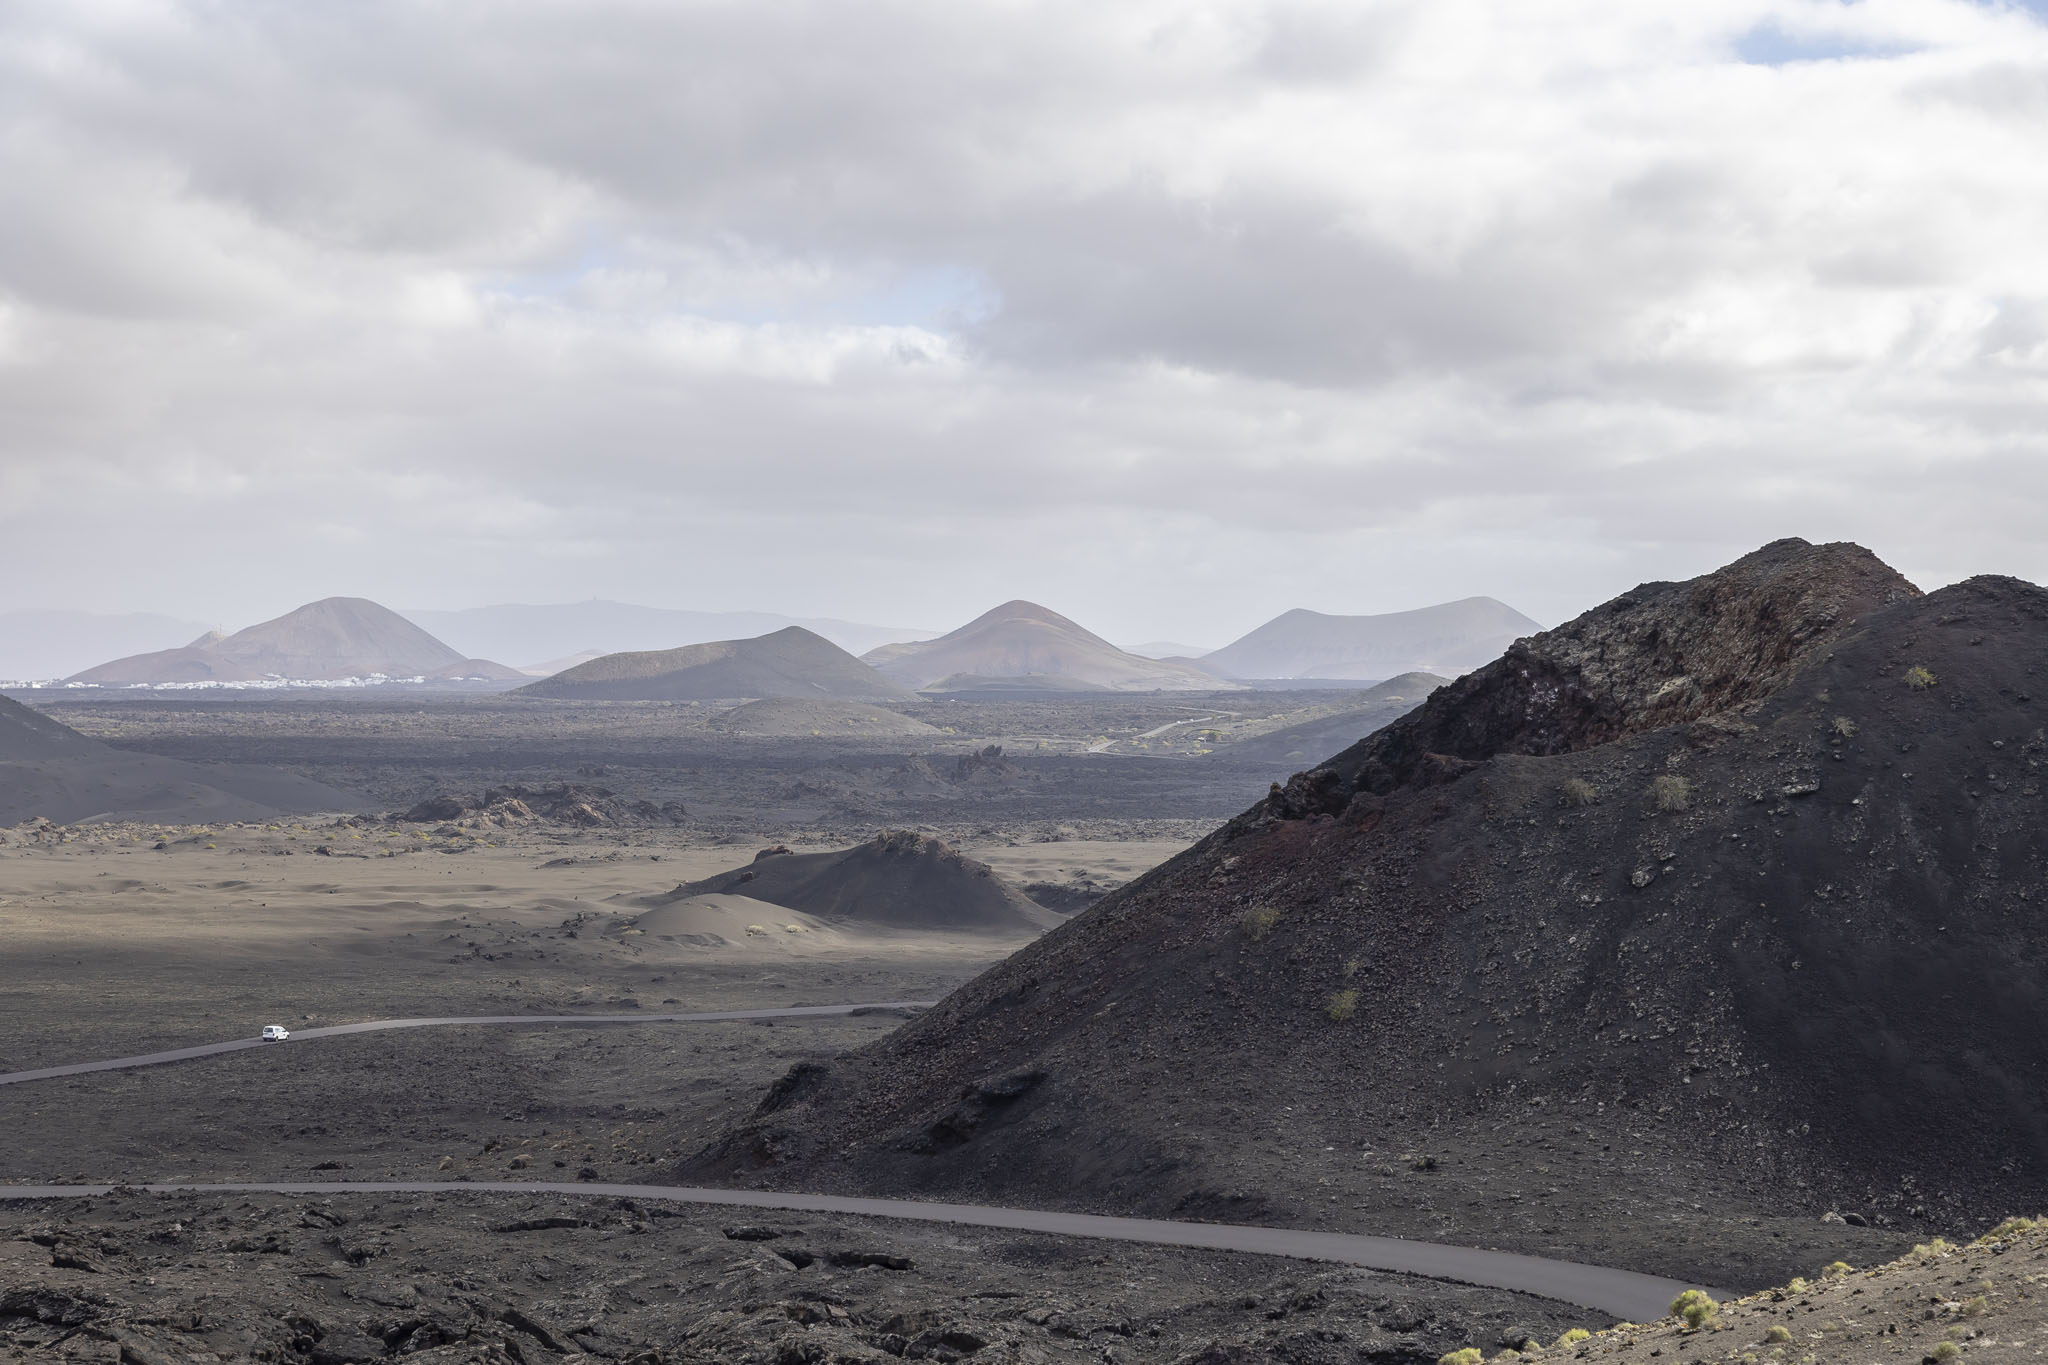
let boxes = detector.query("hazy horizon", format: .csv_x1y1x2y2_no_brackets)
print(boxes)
5,2,2047,643
0,587,1554,682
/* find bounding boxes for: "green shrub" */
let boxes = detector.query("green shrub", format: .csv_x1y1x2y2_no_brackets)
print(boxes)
1821,1260,1853,1278
1651,774,1694,812
1439,1351,1484,1365
1786,1277,1808,1294
1242,905,1281,940
1561,777,1598,807
1669,1289,1718,1330
1326,988,1360,1022
1905,665,1938,690
1764,1325,1791,1343
1975,1216,2039,1244
1913,1237,1957,1258
1553,1328,1590,1348
1962,1295,1989,1317
1831,716,1857,738
1929,1341,1960,1362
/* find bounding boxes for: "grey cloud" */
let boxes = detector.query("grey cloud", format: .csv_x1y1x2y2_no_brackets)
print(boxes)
2,0,2048,645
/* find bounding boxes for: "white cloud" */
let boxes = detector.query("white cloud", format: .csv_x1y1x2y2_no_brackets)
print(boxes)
1,0,2046,642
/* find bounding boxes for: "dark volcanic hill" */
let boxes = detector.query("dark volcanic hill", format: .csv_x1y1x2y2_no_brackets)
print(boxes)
0,693,102,761
1203,597,1540,681
1216,671,1449,769
686,540,2048,1285
519,627,909,702
648,831,1060,934
0,694,363,824
864,601,1235,693
69,597,497,684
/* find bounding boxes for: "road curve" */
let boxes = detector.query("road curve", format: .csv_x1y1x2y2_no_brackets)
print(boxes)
0,1179,1717,1322
0,1003,937,1088
0,1007,1728,1319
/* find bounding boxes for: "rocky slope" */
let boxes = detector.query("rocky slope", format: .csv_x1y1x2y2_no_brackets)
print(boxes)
865,602,1237,694
520,627,909,702
685,541,2048,1283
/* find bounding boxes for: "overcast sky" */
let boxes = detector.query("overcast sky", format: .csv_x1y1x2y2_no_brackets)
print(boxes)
3,0,2046,645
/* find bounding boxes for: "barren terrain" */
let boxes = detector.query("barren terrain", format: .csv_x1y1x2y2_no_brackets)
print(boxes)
0,824,1615,1364
9,634,2047,1365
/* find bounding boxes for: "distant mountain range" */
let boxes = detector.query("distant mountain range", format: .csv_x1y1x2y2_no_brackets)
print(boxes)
21,593,1542,692
1123,640,1218,660
517,627,910,702
403,602,933,672
65,598,521,686
0,609,213,682
1200,597,1540,681
865,601,1236,694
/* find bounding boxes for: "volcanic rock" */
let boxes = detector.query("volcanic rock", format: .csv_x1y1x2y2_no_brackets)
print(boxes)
398,783,684,827
688,540,2048,1275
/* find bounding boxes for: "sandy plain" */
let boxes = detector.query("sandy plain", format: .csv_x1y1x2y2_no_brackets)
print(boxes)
0,820,1612,1365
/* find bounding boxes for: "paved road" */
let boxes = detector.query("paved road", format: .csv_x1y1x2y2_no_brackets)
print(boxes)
0,1003,1724,1320
0,1179,1713,1321
0,1003,937,1088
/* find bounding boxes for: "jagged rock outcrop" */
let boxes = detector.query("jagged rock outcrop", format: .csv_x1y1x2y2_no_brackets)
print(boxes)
1304,538,1918,803
398,783,685,827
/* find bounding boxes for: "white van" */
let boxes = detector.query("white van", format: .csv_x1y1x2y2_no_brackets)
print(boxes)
260,1025,290,1041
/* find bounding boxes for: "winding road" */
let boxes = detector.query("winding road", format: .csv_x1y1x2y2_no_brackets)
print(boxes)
0,1005,1719,1322
0,1003,937,1088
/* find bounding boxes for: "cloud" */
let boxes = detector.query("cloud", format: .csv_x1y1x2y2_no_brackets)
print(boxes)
1,0,2046,641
